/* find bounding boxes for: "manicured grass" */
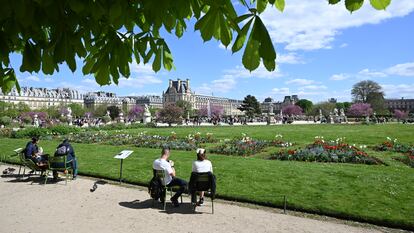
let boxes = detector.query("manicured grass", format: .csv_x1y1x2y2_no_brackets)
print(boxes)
111,124,414,145
1,124,413,230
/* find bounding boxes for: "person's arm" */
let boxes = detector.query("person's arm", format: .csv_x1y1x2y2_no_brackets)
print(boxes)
166,163,176,177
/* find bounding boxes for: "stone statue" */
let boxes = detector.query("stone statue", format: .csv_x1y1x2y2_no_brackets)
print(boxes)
268,104,274,115
143,104,152,124
106,110,110,116
118,112,124,123
333,108,339,117
340,108,345,116
33,114,39,128
67,107,72,116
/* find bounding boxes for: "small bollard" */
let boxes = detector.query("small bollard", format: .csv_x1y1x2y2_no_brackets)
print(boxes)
283,195,287,214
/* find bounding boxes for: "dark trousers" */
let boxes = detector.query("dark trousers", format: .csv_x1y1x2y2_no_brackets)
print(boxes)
167,177,187,200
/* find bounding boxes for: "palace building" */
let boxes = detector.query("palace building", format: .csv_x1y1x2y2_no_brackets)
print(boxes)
163,79,243,116
0,87,84,109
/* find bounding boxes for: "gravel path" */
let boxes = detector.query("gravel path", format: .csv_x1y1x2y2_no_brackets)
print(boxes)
0,165,386,233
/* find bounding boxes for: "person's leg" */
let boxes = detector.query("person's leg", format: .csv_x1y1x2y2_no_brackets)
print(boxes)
167,177,187,201
72,158,78,178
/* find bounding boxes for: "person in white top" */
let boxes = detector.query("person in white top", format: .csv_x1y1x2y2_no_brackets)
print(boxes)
153,146,187,207
192,148,213,205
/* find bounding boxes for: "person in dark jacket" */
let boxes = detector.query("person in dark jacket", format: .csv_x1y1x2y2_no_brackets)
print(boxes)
52,139,78,180
24,137,48,167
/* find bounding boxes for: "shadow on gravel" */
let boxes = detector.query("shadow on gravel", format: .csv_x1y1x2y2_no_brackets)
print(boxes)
119,199,199,215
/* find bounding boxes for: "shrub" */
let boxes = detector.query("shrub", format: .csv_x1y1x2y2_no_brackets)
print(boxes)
0,116,12,126
49,125,81,135
12,127,49,139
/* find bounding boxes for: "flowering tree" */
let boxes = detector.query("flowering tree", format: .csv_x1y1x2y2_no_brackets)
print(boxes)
348,103,373,117
394,109,408,120
128,105,144,120
20,112,48,121
59,106,69,116
158,103,183,126
282,104,303,116
198,105,224,118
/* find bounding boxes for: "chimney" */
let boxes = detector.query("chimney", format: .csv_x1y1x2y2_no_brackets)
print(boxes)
178,79,182,92
168,79,172,88
186,79,190,93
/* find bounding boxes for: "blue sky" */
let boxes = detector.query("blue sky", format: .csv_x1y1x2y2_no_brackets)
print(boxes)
11,0,414,102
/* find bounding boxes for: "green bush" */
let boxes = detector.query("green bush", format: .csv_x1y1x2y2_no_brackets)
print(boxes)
48,125,81,135
0,116,12,126
22,115,32,124
0,128,13,137
12,127,49,139
102,116,111,123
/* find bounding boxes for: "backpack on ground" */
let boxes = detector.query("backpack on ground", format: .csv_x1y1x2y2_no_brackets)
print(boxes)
148,177,164,200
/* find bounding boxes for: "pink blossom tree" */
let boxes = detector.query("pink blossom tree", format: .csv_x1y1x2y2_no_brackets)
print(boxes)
282,104,303,116
394,109,409,120
347,103,373,117
198,105,224,118
128,105,144,120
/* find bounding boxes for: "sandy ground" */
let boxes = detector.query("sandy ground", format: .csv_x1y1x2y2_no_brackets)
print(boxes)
0,164,391,233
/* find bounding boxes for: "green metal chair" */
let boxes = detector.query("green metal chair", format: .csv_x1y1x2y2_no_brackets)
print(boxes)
190,172,215,214
153,169,183,210
45,155,73,185
16,149,45,178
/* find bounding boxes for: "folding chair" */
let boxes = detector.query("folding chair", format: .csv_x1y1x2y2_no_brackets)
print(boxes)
45,155,74,185
153,169,183,210
190,172,215,214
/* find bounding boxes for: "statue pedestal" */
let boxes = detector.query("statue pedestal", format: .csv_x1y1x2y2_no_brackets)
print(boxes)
67,115,73,126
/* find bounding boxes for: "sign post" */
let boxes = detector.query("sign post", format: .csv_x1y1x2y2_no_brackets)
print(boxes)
114,150,133,183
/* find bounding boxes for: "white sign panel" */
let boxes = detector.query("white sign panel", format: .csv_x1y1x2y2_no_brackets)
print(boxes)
114,150,133,159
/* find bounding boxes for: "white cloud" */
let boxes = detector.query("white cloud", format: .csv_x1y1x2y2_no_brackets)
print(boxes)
25,75,40,82
339,43,348,48
330,73,349,81
223,64,283,80
385,62,414,77
285,78,317,85
358,68,387,78
298,85,327,91
277,53,304,64
271,87,290,95
44,77,54,83
118,75,162,88
195,77,237,95
261,0,414,51
381,84,414,98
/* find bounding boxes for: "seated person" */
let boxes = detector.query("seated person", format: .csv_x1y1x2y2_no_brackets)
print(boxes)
52,139,78,180
153,146,187,207
191,148,213,205
24,137,48,167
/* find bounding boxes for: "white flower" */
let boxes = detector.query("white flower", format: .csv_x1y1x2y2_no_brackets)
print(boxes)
386,137,391,141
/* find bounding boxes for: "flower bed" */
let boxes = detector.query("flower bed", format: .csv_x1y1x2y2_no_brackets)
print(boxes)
374,137,414,154
210,134,292,156
270,137,383,165
374,138,414,168
65,131,199,151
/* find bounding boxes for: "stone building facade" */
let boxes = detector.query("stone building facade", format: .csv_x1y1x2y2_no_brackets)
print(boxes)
163,79,243,116
0,87,84,109
385,98,414,113
261,95,299,114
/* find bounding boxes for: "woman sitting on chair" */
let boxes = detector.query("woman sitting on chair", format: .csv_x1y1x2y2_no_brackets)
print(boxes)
191,148,213,206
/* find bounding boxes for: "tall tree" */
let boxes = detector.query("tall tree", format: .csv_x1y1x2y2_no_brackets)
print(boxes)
158,103,183,126
238,95,261,118
107,105,120,120
366,92,388,114
176,100,193,118
68,103,85,117
0,1,390,93
351,80,383,103
295,99,313,114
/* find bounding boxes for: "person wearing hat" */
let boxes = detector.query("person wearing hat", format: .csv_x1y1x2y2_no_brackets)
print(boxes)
53,139,78,180
152,146,187,207
191,148,213,205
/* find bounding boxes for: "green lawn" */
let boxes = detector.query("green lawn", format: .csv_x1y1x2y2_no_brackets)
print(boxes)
1,124,413,230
